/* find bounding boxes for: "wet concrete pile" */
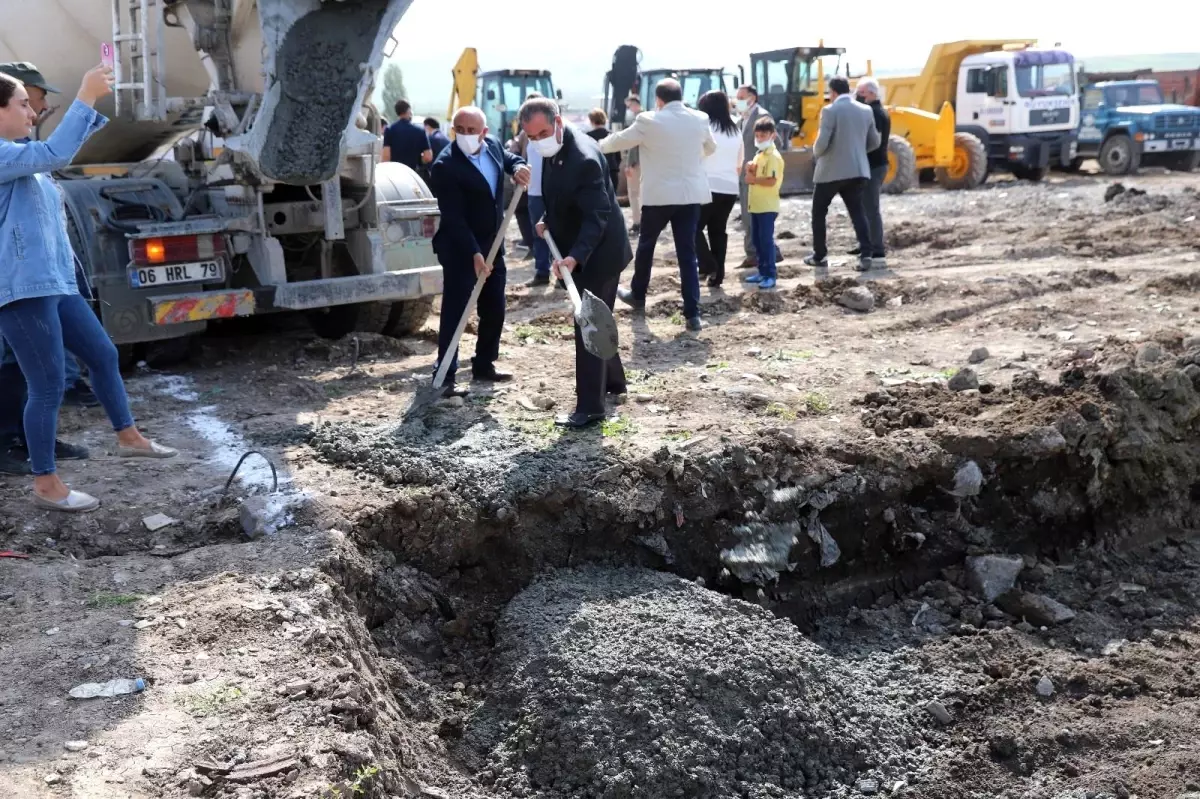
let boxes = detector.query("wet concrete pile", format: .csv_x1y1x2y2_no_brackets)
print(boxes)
466,567,942,799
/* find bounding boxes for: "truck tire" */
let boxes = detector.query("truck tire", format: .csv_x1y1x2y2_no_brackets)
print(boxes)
308,301,392,340
383,297,435,337
882,136,917,194
934,132,988,190
1099,135,1140,175
1011,165,1046,182
1164,151,1200,172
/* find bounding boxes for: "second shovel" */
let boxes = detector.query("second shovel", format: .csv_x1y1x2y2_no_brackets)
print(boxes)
541,230,620,361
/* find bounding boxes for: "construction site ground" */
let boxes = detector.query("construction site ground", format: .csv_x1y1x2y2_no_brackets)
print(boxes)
3,167,1200,799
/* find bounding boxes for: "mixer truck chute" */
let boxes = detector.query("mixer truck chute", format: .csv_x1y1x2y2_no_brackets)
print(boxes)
6,0,443,350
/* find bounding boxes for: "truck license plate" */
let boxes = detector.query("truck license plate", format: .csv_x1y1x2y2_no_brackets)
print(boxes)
129,261,224,288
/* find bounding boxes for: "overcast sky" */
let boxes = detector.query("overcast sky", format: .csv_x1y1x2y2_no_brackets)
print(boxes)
384,5,1195,114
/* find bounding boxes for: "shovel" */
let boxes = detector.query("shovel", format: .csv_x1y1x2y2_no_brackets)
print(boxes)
405,184,525,414
542,229,620,361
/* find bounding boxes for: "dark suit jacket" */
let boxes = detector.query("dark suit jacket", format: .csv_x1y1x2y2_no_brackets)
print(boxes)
429,136,525,267
585,126,622,175
429,130,451,159
540,126,632,281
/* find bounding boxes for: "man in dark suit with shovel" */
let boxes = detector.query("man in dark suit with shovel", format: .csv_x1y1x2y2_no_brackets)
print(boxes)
519,97,631,428
428,106,530,396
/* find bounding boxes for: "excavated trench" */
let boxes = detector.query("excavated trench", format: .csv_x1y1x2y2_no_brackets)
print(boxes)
308,357,1200,798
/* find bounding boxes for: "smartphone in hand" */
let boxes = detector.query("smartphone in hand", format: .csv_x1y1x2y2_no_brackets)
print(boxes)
101,42,115,70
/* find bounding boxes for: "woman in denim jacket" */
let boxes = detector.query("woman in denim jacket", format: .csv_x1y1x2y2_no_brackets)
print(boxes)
0,66,176,513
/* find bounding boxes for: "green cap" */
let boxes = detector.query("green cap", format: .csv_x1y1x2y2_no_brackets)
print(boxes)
0,61,60,94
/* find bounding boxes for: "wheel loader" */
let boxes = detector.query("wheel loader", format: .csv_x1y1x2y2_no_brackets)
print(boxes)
446,47,559,139
750,44,926,195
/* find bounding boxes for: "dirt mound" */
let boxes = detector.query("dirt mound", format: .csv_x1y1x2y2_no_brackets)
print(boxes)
1146,270,1200,295
470,566,937,799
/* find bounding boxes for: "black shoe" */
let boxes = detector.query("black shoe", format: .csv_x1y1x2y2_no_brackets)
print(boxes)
55,439,90,460
6,439,89,462
63,380,101,408
472,367,513,382
555,411,606,428
707,277,723,288
847,246,862,256
803,254,829,268
617,287,645,310
524,273,551,288
686,316,703,332
629,224,641,236
440,384,469,398
739,256,758,269
0,445,30,475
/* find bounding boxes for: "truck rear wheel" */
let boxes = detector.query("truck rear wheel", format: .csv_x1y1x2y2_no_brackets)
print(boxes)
1099,135,1140,175
1164,151,1200,172
882,136,917,194
383,297,435,337
1011,165,1046,182
308,301,392,340
934,132,988,190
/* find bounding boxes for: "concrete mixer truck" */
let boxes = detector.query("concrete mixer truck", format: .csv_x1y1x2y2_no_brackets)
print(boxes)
2,0,442,360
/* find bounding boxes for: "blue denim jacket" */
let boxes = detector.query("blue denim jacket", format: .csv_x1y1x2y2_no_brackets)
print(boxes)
0,99,107,309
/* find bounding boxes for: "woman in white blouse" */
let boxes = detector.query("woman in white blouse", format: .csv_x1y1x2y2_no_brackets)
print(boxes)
696,90,744,287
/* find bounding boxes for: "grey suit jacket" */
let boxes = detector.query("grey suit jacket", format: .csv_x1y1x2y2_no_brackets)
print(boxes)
812,95,880,184
740,103,770,166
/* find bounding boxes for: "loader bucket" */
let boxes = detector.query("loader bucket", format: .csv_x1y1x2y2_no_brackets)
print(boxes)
779,148,816,195
241,0,413,185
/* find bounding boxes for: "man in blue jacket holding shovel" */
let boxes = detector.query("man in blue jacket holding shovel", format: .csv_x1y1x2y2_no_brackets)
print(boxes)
428,106,530,397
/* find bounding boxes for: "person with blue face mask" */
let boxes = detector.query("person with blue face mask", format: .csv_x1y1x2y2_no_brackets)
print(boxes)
426,106,531,395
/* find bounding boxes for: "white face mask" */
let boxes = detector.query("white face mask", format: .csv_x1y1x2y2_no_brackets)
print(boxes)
456,132,483,156
755,139,773,151
532,123,563,158
735,98,750,112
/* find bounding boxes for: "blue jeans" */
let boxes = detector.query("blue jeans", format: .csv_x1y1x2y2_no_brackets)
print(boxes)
528,195,551,277
0,294,135,475
750,212,778,278
630,203,702,320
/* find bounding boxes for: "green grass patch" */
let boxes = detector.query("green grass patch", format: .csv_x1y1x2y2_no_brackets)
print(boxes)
765,403,798,421
663,430,693,442
601,416,637,438
770,349,815,362
178,683,244,717
86,592,142,608
668,311,684,326
706,360,730,371
803,392,832,414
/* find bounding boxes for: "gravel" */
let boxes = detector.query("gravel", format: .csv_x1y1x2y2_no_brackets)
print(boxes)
472,566,942,799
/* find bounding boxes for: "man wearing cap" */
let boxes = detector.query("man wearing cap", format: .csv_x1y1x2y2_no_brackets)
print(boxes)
0,62,96,476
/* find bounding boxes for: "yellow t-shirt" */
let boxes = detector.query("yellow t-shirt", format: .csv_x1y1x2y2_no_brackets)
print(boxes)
747,145,784,214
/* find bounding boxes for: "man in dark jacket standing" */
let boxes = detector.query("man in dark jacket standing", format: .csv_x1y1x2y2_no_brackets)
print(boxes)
428,106,530,395
519,97,631,428
854,78,890,266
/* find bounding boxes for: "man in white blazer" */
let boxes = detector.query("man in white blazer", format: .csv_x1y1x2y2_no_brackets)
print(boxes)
600,79,716,332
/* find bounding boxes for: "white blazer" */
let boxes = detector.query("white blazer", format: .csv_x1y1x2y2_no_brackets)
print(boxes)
600,101,717,207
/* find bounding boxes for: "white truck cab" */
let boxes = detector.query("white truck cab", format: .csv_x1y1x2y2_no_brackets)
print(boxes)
955,49,1079,180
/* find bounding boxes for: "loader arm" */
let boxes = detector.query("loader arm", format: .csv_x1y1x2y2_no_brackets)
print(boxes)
447,47,479,132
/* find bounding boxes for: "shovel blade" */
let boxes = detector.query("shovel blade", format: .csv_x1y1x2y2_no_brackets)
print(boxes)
576,290,620,361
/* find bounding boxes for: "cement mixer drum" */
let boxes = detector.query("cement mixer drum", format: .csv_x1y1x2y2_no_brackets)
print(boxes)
4,0,410,185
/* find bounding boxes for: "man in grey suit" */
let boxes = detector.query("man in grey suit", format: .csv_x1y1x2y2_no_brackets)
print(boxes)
735,84,781,268
804,76,880,271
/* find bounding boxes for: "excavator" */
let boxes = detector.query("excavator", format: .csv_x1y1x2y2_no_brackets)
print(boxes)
602,45,738,126
3,0,442,359
446,47,559,139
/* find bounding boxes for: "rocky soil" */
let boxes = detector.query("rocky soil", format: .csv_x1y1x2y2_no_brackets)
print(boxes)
2,168,1200,798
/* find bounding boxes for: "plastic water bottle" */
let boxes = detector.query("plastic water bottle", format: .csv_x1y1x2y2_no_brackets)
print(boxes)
69,678,146,699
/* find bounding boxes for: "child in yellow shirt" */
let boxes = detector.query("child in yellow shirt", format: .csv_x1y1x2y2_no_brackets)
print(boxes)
744,117,785,289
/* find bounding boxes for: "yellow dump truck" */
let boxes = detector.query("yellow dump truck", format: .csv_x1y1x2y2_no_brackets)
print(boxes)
875,40,1080,186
